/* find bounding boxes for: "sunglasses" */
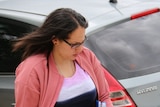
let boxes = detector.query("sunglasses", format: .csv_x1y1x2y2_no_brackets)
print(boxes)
63,36,87,48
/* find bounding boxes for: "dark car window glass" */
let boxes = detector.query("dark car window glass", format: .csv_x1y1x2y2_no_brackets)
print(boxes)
85,12,160,79
0,17,37,74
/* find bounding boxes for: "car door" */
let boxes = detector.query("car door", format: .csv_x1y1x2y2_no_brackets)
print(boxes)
0,16,37,107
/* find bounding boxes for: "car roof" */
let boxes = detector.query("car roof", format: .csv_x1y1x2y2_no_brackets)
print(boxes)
0,0,159,19
0,0,136,18
0,0,160,32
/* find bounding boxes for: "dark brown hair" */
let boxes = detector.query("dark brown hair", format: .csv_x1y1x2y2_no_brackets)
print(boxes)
12,8,88,61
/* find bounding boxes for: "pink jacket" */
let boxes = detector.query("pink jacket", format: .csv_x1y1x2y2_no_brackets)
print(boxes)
15,47,113,107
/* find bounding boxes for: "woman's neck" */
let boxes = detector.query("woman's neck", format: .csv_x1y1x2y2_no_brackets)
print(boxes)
52,52,75,77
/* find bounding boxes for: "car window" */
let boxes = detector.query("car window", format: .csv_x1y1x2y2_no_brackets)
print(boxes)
0,17,37,74
85,12,160,79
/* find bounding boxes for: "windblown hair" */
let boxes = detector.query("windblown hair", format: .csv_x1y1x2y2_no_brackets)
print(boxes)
12,8,88,61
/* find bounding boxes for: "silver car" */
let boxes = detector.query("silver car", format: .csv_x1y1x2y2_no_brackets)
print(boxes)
0,0,160,107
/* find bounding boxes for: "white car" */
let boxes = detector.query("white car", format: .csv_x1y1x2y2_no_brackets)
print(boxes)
0,0,160,107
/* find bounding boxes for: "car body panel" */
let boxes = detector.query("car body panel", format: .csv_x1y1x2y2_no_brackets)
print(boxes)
0,75,15,107
119,72,160,107
0,9,45,26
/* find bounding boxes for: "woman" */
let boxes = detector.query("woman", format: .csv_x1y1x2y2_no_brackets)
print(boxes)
13,8,113,107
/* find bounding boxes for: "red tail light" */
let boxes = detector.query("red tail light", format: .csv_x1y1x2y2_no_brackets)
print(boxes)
102,67,136,107
131,8,160,19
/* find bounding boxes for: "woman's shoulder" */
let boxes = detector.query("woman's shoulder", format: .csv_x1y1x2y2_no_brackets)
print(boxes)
76,47,98,64
24,54,47,64
77,46,101,64
15,54,48,83
80,46,96,57
17,54,47,72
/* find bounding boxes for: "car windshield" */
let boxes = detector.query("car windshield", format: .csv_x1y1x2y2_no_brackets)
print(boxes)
85,11,160,79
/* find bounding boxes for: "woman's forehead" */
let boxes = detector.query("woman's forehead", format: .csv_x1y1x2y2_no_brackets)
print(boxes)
69,27,86,40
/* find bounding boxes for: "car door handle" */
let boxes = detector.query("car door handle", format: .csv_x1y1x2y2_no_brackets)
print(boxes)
11,103,15,107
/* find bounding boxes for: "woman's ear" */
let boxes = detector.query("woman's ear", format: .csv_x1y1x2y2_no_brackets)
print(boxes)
52,38,58,45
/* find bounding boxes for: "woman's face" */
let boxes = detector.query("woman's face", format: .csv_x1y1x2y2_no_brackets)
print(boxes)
53,26,86,60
